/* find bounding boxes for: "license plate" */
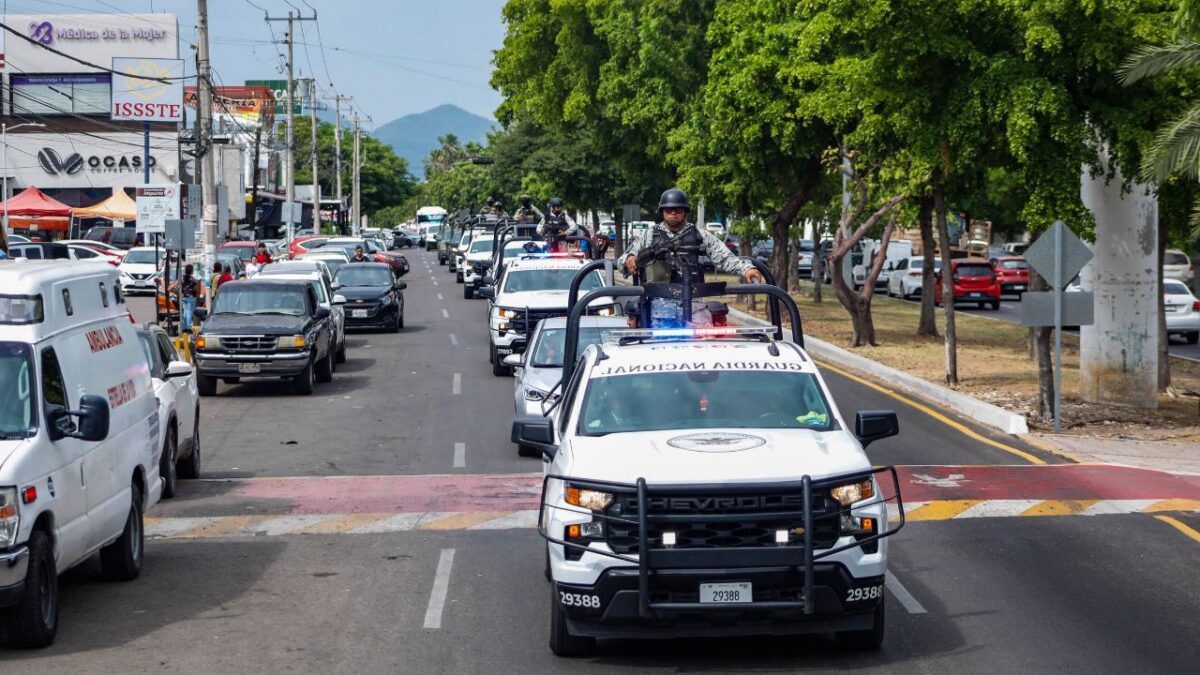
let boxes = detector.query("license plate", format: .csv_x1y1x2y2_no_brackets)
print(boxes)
1166,305,1181,313
1013,285,1026,291
699,582,752,604
237,363,261,374
351,310,368,318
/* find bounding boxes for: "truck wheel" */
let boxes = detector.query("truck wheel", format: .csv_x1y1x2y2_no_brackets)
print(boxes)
464,284,473,300
456,272,463,283
100,482,144,582
160,428,178,499
2,531,58,648
397,310,405,330
836,596,885,650
492,348,510,377
315,349,334,383
1187,332,1199,345
336,338,347,364
293,358,316,395
178,415,201,479
549,587,595,657
990,300,1000,310
197,372,217,397
389,310,401,334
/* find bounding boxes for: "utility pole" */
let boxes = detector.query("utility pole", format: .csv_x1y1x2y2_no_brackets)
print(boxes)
197,0,217,262
309,79,320,234
331,94,350,234
352,113,362,236
265,8,316,245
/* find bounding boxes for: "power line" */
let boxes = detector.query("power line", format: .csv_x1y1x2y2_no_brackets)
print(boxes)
304,0,337,88
0,21,194,82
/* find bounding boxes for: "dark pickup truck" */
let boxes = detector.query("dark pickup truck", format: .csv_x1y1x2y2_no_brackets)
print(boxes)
192,279,336,396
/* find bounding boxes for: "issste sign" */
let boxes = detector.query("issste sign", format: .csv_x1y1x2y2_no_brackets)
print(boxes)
111,56,184,122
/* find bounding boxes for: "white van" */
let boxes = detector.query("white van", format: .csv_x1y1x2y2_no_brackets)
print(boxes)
0,260,161,648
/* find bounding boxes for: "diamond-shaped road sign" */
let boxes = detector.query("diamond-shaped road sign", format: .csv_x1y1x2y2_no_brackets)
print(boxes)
1024,220,1093,290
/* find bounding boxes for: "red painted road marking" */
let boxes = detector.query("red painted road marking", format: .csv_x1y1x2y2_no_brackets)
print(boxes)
204,465,1200,516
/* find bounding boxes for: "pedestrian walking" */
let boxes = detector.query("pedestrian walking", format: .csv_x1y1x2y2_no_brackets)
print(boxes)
176,264,202,333
209,261,223,298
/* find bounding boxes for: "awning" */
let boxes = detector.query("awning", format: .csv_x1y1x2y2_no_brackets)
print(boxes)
1,186,73,217
72,189,136,220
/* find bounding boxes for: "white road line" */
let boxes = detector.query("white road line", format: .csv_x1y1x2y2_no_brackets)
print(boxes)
437,293,443,301
430,276,436,280
885,571,928,614
453,442,466,468
442,308,449,319
452,373,461,395
423,548,456,629
449,333,458,346
433,280,439,286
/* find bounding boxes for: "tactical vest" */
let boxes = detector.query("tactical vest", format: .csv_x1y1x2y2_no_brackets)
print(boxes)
644,224,703,283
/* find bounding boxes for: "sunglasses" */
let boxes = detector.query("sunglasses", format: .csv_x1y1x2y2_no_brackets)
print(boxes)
662,207,686,214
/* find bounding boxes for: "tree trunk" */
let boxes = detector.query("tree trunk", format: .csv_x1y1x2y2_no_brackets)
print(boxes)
788,233,800,294
933,169,958,385
1158,214,1170,390
917,196,938,337
1028,265,1054,418
613,207,624,258
812,221,825,303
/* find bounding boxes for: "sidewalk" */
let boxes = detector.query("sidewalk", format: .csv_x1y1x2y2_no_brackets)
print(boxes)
1029,434,1200,475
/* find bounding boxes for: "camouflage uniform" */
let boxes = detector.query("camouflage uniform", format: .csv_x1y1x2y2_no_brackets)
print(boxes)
514,205,543,224
622,222,751,282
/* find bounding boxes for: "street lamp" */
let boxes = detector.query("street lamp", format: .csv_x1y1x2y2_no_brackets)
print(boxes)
2,122,47,239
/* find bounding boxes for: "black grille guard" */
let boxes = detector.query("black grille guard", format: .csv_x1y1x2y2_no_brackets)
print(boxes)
538,466,905,618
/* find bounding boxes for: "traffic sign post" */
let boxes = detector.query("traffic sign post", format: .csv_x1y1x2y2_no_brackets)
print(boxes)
1020,220,1094,432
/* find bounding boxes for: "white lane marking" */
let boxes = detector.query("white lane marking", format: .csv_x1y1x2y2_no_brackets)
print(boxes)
885,571,927,615
956,499,1041,519
442,308,449,319
449,333,458,346
146,516,219,539
433,280,439,286
452,373,461,395
430,276,436,280
454,442,466,468
423,548,456,629
349,513,424,534
255,514,337,536
437,293,443,301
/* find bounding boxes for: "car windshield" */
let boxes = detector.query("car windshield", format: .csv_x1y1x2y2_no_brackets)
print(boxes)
213,286,308,315
798,241,815,252
470,239,495,254
956,265,992,278
0,343,36,438
336,266,392,287
530,327,622,368
580,370,834,435
1164,280,1191,295
298,239,328,250
318,259,346,276
999,260,1028,270
123,249,158,264
503,269,601,293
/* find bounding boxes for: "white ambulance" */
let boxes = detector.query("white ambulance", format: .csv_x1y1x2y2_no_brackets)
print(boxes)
0,260,161,648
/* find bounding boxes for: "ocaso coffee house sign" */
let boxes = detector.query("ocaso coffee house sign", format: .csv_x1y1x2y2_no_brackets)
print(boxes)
9,132,179,189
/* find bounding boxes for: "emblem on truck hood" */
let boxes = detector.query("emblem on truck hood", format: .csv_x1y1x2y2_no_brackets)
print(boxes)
666,432,766,453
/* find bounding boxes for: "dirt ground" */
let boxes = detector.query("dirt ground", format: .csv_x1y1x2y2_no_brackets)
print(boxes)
726,279,1200,441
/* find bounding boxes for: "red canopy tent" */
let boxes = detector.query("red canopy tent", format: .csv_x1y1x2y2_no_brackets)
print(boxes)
2,186,73,233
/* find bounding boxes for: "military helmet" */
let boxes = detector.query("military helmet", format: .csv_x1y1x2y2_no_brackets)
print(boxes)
658,188,690,211
548,196,564,208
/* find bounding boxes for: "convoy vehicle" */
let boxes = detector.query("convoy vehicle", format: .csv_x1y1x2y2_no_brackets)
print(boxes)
515,278,904,656
885,256,940,299
333,263,406,332
417,206,448,251
193,279,337,396
134,323,201,499
83,225,139,250
990,256,1029,296
504,315,627,456
1165,249,1195,283
462,237,496,299
934,258,1001,309
0,261,162,648
118,247,166,295
479,255,613,376
256,266,346,363
1164,279,1200,344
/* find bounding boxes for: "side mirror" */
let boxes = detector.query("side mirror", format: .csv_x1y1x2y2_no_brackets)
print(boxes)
333,294,347,305
512,417,557,459
393,281,408,291
502,354,523,368
164,360,193,379
477,286,495,299
482,274,494,285
192,307,209,321
314,306,332,320
48,395,110,442
855,410,898,448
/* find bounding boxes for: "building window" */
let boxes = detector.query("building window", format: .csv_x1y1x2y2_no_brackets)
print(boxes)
11,74,111,116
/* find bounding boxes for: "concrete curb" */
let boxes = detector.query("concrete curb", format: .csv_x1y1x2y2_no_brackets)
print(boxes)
727,306,1030,435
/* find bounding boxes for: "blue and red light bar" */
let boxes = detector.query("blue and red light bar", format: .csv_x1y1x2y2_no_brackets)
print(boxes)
610,326,772,339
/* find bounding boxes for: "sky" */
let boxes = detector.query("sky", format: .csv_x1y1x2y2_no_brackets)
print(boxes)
1,0,508,127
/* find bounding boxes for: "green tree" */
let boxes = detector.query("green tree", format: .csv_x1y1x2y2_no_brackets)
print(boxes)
290,117,417,220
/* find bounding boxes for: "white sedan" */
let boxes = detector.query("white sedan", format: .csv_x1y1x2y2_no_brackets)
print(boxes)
887,256,941,299
135,324,201,499
1164,279,1200,344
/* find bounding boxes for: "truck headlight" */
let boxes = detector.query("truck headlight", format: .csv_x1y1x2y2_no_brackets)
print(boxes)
497,308,517,319
831,480,875,506
565,486,613,512
277,335,306,349
195,335,211,349
0,487,19,548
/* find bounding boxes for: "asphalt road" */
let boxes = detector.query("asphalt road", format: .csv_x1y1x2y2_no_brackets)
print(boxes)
6,250,1199,673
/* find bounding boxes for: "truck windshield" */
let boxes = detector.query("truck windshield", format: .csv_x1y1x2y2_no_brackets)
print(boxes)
530,327,622,368
213,286,308,315
470,239,495,254
503,269,601,293
580,371,834,435
0,342,36,438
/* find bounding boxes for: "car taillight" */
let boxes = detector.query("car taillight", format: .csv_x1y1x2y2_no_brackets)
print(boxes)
908,271,921,277
1193,300,1199,311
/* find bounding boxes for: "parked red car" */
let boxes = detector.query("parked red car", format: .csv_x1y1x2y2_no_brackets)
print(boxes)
990,256,1029,296
217,241,261,263
288,235,329,260
934,258,1001,310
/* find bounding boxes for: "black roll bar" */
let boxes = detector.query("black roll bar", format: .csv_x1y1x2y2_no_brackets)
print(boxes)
725,283,803,346
567,260,617,310
563,286,645,384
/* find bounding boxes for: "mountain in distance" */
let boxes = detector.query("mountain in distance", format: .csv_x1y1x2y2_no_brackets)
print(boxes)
372,104,495,179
